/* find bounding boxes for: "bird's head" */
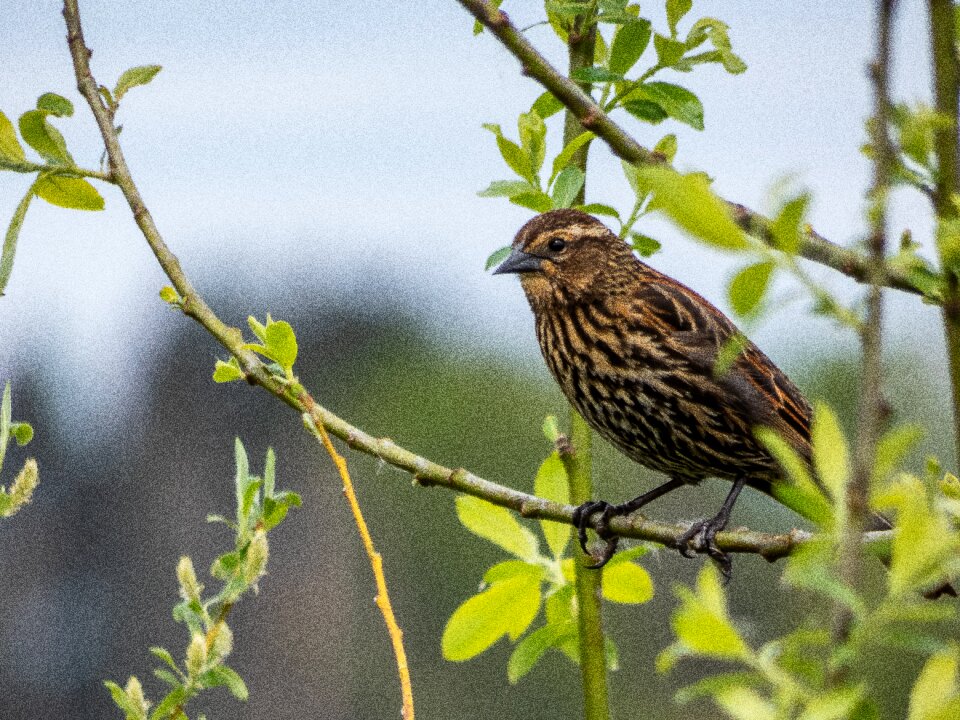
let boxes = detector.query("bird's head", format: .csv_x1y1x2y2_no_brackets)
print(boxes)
493,209,634,308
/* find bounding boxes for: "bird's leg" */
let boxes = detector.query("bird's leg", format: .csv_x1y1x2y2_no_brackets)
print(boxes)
676,476,747,583
572,477,687,569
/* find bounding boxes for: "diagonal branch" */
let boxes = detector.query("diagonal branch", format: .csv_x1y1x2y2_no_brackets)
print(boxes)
456,0,936,300
61,0,891,570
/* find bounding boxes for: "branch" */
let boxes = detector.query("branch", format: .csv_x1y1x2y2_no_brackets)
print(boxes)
457,0,935,300
306,416,415,720
60,0,892,573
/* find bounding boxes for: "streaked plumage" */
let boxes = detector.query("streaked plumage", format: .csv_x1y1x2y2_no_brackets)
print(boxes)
495,209,813,576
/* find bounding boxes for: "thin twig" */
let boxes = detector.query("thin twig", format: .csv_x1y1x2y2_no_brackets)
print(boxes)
456,0,936,300
306,415,415,720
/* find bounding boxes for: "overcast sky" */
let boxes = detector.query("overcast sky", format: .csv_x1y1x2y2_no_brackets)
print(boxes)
0,1,945,438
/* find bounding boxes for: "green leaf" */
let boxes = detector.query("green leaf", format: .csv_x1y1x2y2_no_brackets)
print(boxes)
247,316,267,342
653,34,687,67
33,175,104,211
483,559,544,585
602,559,654,603
551,166,585,209
757,428,832,526
550,131,594,185
874,424,924,483
234,437,250,517
576,203,620,220
623,100,668,124
507,622,574,683
770,193,809,253
629,232,662,257
153,668,180,687
1,187,34,296
632,166,747,249
510,190,554,213
541,415,561,443
200,665,249,701
654,133,678,162
150,646,181,673
626,82,704,130
667,565,749,664
909,647,959,720
811,402,849,501
159,286,180,304
728,261,775,316
531,91,564,119
36,93,73,118
666,0,693,36
104,680,143,716
442,574,543,661
114,65,163,101
0,111,26,163
517,112,547,177
715,687,777,720
798,687,864,720
482,124,534,184
18,110,72,164
264,319,298,372
534,452,570,557
150,687,188,720
213,357,243,383
609,19,652,75
571,67,625,83
455,495,540,560
783,538,863,612
485,245,513,271
477,180,534,198
10,422,33,446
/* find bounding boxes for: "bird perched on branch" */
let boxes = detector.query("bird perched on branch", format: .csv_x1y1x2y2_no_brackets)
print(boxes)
493,208,875,581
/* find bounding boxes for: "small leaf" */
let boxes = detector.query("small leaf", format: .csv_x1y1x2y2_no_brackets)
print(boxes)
716,687,777,720
531,91,564,119
666,0,693,36
200,665,249,701
602,560,654,603
455,495,540,560
541,415,561,443
633,166,747,249
264,319,298,372
627,82,704,130
159,286,180,304
571,67,625,83
150,646,180,672
114,65,163,101
654,133,678,162
517,111,547,177
629,232,662,257
609,19,652,75
1,187,33,296
483,123,535,184
728,261,775,316
534,452,570,557
672,565,749,660
213,358,243,383
908,647,959,720
483,560,544,585
653,34,687,67
874,424,924,483
33,175,104,211
507,622,573,683
770,193,809,253
577,203,620,220
18,110,72,164
150,687,188,720
247,315,267,341
551,165,585,209
36,93,74,118
0,111,25,163
478,180,534,198
811,402,849,501
623,99,668,124
442,574,542,661
550,131,594,185
510,190,554,213
485,245,513,271
10,422,33,446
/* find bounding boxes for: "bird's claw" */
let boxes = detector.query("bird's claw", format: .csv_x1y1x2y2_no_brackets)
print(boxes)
676,517,733,584
572,500,620,569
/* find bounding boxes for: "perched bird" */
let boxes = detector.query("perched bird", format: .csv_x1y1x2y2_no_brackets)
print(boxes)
493,208,874,580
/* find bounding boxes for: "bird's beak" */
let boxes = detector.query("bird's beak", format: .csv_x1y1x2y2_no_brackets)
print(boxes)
492,248,543,275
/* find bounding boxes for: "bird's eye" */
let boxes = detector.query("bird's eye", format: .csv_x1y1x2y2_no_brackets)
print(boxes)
548,237,566,252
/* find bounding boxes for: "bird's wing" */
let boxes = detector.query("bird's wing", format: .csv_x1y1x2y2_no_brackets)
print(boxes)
633,273,813,461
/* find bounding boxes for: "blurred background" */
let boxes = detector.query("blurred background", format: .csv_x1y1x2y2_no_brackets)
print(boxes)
1,1,956,718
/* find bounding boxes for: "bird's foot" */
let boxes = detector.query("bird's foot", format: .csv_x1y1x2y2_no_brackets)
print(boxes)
571,500,621,569
676,515,733,583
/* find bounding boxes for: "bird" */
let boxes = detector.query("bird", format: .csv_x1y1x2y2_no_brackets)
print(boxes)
492,208,886,583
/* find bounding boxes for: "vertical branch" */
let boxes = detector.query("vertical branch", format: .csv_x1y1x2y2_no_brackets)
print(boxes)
835,0,896,660
929,0,960,465
560,8,610,720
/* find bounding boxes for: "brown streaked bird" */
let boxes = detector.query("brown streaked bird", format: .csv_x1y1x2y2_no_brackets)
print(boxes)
493,208,869,580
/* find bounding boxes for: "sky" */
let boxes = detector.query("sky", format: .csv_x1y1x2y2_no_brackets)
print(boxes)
0,0,946,440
